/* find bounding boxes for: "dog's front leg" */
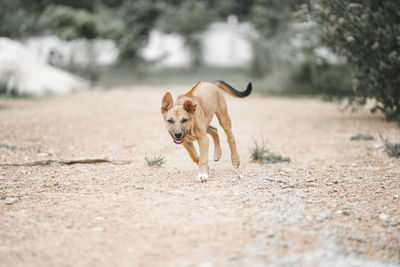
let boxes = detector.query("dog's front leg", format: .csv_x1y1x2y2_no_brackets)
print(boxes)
183,141,199,164
196,135,209,182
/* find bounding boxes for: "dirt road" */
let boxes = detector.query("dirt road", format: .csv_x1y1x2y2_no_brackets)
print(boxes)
0,86,399,266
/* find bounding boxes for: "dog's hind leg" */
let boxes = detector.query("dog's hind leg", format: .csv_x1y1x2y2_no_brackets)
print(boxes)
207,125,222,161
216,98,240,167
183,141,199,164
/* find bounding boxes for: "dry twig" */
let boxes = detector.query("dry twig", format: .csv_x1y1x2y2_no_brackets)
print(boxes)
0,158,131,167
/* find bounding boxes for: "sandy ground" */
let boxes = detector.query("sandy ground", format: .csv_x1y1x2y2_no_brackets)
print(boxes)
0,86,399,267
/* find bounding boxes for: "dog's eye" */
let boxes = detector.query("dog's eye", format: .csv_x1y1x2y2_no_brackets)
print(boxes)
167,119,174,124
181,118,188,123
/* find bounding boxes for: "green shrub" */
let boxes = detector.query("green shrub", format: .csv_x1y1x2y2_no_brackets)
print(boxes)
315,0,400,120
250,140,290,164
287,61,353,97
145,155,165,167
381,137,400,158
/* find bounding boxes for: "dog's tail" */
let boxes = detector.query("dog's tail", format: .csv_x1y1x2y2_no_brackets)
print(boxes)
213,80,252,98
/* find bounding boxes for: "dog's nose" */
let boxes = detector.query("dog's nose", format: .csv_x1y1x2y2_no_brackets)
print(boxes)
174,132,183,139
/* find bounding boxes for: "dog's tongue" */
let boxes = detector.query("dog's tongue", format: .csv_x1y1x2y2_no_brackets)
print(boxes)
173,138,184,144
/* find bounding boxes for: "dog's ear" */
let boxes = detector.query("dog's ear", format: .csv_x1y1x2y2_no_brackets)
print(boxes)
183,100,197,114
161,92,173,113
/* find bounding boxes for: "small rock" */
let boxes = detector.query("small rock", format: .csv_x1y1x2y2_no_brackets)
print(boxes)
0,175,4,180
379,213,389,222
375,189,383,194
66,224,74,229
280,184,294,189
378,213,398,227
237,175,244,179
5,197,19,205
393,195,399,200
306,178,316,183
326,182,333,186
306,199,313,204
96,216,105,221
373,143,384,149
265,231,275,238
135,186,144,190
337,209,351,216
89,227,104,232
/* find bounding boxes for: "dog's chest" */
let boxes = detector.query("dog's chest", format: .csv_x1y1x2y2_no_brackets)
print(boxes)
185,130,197,142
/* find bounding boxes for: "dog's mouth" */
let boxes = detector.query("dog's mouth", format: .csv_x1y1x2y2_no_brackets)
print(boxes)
173,137,184,144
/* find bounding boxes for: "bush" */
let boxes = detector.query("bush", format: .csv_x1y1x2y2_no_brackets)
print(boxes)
315,0,400,120
250,140,290,164
145,155,165,167
381,137,400,158
287,61,353,97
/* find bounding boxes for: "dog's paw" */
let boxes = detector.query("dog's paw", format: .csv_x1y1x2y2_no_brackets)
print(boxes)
214,148,222,161
195,173,208,182
232,157,240,168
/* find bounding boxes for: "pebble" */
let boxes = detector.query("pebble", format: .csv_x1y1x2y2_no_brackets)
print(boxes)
135,186,144,190
378,213,399,227
5,197,19,205
393,195,399,200
265,231,275,238
337,209,351,216
89,227,104,232
373,143,384,148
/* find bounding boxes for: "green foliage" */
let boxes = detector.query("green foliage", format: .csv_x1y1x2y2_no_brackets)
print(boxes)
40,5,126,41
381,137,400,158
157,1,216,37
251,0,294,38
117,0,160,61
350,134,374,141
0,0,42,38
315,0,400,120
145,155,165,167
250,140,290,164
288,61,353,97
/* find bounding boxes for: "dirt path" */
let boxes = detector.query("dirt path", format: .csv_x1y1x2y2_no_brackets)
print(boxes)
0,86,399,266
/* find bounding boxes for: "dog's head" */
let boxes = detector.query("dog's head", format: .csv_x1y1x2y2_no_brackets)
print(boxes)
161,92,196,144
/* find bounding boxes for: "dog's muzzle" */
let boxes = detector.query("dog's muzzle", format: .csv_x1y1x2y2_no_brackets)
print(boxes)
172,132,185,144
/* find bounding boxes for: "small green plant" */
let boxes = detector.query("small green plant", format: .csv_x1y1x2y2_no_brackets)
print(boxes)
250,140,290,164
381,137,400,158
145,155,165,167
350,134,374,141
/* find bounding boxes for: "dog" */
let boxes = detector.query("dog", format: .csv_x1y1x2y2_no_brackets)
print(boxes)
161,80,252,182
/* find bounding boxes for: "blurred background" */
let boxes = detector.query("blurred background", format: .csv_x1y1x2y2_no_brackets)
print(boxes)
0,0,398,119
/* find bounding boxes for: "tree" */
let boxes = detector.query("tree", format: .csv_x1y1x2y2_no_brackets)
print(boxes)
315,0,400,120
156,0,217,69
118,0,160,62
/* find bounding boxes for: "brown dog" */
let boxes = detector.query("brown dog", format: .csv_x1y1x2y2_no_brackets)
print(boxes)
161,80,252,182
